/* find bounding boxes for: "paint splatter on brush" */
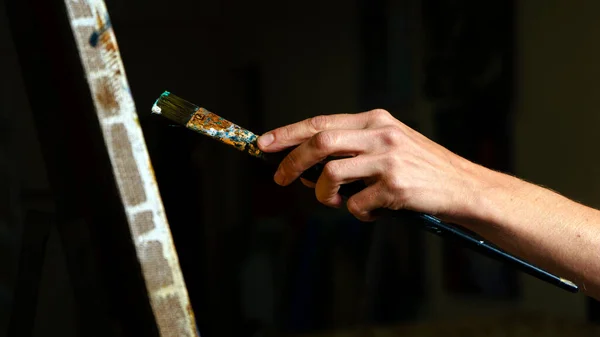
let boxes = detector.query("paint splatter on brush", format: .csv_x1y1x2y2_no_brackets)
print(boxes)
151,92,170,115
152,91,265,158
187,109,263,157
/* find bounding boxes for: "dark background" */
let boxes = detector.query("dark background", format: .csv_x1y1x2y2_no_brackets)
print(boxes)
2,0,600,336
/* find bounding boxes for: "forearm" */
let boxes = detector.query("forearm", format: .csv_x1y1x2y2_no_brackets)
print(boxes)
257,110,600,298
457,162,600,299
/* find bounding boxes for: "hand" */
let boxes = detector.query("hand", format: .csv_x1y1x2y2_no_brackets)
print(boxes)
257,109,483,222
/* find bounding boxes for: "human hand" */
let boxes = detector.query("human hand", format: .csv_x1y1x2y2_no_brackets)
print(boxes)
257,110,483,222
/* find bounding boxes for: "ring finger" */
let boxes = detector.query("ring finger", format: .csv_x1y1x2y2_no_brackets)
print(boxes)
314,155,383,208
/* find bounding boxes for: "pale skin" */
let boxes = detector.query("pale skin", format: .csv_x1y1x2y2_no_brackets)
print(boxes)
256,109,600,300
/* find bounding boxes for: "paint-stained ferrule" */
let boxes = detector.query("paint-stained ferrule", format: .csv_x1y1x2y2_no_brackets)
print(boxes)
186,108,265,158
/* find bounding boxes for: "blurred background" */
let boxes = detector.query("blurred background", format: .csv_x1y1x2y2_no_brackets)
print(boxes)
2,0,600,336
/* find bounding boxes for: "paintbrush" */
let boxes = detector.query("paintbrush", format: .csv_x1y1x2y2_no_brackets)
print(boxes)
151,91,579,294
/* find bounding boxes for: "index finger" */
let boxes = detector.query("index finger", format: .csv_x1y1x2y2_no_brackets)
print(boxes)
257,112,371,152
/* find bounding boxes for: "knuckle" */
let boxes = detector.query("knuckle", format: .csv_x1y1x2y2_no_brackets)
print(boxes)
322,161,340,182
308,115,330,133
275,126,292,142
346,197,363,217
347,198,371,221
386,176,406,194
312,131,335,152
383,154,401,170
380,126,404,146
370,109,393,122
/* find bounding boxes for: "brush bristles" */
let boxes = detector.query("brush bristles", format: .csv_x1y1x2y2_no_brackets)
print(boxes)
152,91,199,126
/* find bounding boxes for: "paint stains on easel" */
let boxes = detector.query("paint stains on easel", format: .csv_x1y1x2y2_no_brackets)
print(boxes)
89,13,112,48
89,11,122,113
94,77,119,116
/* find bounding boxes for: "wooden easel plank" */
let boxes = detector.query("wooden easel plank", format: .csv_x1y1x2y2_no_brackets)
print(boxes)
5,0,198,335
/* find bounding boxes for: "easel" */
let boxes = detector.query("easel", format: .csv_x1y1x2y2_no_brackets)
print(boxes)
5,0,198,336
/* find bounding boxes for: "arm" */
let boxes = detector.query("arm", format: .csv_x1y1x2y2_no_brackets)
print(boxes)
256,109,600,299
466,164,600,298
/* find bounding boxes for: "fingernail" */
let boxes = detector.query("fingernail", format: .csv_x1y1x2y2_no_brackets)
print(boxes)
274,170,286,186
258,133,274,148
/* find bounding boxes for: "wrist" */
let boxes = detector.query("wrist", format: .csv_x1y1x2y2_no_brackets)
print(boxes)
448,159,523,229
